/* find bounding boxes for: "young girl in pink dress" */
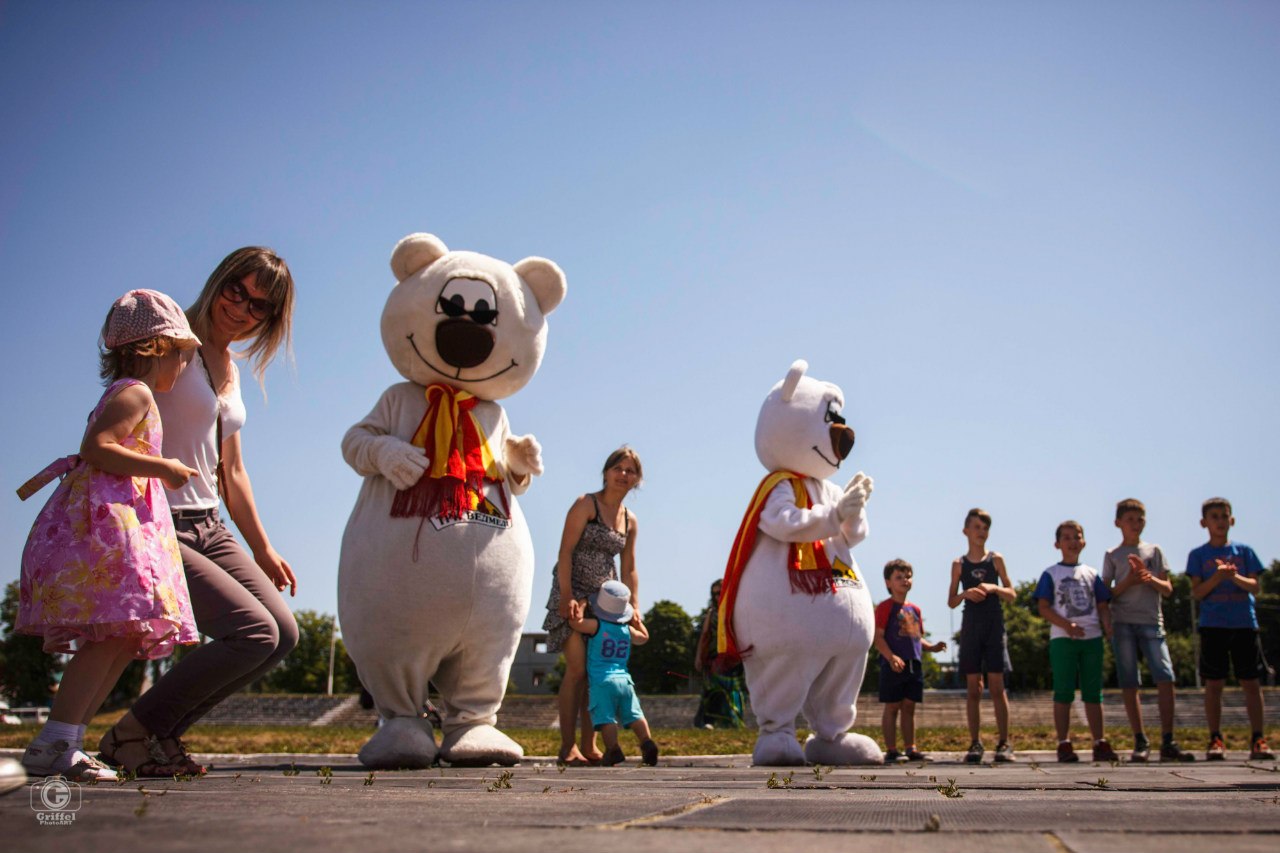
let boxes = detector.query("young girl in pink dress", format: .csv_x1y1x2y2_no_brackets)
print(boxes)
16,289,202,781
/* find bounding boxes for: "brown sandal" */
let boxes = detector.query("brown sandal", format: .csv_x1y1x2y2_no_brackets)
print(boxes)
97,725,181,778
159,736,207,776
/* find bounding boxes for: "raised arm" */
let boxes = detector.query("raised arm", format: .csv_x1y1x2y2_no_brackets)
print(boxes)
990,554,1016,602
554,496,593,618
222,429,296,596
620,510,639,614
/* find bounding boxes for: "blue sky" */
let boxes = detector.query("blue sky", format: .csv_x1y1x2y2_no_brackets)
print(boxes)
3,1,1278,662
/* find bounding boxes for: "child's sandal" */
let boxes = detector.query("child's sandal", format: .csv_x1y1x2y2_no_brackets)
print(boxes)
159,736,207,776
98,725,180,778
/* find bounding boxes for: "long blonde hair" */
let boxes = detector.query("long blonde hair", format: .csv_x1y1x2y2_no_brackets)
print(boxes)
188,247,295,388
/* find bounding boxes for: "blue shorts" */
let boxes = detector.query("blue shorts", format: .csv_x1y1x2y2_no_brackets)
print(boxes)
1111,622,1175,688
589,677,645,729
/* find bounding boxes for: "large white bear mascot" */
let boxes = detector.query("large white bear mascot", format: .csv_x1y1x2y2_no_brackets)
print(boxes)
717,359,882,766
338,232,565,768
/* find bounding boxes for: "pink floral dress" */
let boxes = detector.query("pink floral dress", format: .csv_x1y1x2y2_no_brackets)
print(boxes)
17,378,197,658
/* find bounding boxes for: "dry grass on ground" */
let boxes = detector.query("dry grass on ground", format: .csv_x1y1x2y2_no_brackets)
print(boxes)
2,714,1270,757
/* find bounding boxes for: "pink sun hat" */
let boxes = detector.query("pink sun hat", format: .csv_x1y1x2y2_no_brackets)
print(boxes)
104,289,201,350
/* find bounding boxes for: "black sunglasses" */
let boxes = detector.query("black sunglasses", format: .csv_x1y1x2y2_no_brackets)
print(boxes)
437,295,497,325
221,280,276,322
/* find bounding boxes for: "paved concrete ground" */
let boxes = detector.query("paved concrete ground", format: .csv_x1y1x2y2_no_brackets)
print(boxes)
3,749,1279,852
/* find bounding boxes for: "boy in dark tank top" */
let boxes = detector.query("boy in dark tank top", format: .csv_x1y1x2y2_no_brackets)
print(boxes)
948,508,1016,763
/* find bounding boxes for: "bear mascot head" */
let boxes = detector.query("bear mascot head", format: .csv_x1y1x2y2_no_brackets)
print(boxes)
338,232,565,768
717,359,883,766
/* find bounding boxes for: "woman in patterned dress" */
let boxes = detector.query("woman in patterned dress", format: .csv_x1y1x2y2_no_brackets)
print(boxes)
543,447,642,765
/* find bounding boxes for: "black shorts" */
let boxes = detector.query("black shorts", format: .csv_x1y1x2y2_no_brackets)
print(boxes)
879,659,924,704
958,616,1010,676
1199,627,1261,681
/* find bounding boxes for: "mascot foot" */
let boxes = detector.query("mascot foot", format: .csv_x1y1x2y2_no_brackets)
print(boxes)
752,730,806,766
804,732,884,766
358,715,438,769
440,724,523,767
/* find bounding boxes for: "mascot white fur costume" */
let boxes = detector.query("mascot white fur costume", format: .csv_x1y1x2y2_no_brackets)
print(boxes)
717,360,882,766
338,233,565,768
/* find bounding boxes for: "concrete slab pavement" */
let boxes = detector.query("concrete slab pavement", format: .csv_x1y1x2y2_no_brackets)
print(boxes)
3,750,1278,852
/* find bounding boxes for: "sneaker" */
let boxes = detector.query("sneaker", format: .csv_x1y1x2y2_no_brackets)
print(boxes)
1159,741,1195,762
0,757,27,797
1251,737,1275,761
994,741,1016,763
1130,739,1150,763
904,748,929,762
884,749,903,763
1093,740,1119,762
22,740,117,782
1057,741,1079,763
1206,735,1226,761
640,739,660,766
964,741,984,764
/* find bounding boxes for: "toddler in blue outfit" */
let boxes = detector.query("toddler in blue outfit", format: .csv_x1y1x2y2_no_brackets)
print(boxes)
568,580,659,766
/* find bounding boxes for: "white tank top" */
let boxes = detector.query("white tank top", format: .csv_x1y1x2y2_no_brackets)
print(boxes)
155,350,247,510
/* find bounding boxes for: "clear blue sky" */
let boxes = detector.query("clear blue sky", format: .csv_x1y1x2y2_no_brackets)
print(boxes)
3,1,1277,663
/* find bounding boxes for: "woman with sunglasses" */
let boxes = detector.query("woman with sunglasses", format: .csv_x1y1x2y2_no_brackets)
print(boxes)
542,446,642,765
99,248,299,776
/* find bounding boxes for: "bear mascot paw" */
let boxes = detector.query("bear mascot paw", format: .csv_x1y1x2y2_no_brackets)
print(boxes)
716,359,884,767
338,232,566,768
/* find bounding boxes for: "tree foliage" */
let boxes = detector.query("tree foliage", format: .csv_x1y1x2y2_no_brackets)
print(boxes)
629,600,697,694
254,610,360,693
0,580,62,705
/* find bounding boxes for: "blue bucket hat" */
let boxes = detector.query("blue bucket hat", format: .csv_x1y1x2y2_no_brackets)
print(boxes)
589,579,634,624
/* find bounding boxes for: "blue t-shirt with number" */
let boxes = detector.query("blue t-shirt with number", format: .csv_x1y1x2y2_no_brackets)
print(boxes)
1186,542,1263,629
586,619,634,685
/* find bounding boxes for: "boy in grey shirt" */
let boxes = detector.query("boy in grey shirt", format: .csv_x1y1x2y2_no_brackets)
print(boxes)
1101,499,1193,762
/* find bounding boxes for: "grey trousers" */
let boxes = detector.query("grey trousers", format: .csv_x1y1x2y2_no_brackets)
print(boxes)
131,513,299,737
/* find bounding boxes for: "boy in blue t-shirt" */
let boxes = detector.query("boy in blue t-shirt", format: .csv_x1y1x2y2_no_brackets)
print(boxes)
874,559,947,762
1034,520,1117,763
568,580,659,766
1186,497,1273,761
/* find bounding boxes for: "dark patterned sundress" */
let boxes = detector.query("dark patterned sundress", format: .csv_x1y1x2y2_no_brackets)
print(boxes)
542,494,628,652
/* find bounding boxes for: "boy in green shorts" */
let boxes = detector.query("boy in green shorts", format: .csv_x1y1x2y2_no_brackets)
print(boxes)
1034,520,1118,762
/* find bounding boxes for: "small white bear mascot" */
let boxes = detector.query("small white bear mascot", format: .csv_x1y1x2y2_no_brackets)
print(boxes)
338,233,565,768
717,360,882,766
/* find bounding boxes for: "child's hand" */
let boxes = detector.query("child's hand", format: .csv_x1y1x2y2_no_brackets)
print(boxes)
1066,621,1085,639
629,611,644,630
964,587,987,603
161,458,200,490
1126,554,1152,582
1214,559,1238,577
889,654,905,673
567,599,584,623
933,640,948,654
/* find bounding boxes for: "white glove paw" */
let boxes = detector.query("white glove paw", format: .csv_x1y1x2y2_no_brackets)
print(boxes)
372,436,428,491
505,434,543,478
837,471,874,521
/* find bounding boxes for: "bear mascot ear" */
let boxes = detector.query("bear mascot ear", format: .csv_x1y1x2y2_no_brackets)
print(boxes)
513,257,567,319
781,359,808,403
390,233,450,281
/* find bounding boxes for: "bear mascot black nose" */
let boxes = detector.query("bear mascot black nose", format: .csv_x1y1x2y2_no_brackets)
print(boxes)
831,424,855,461
436,319,494,368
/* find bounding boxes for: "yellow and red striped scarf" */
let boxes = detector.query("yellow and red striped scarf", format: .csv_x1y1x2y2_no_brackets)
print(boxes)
716,471,834,667
390,383,504,521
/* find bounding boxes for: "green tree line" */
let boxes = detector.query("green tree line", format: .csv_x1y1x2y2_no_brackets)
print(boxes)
5,563,1277,704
